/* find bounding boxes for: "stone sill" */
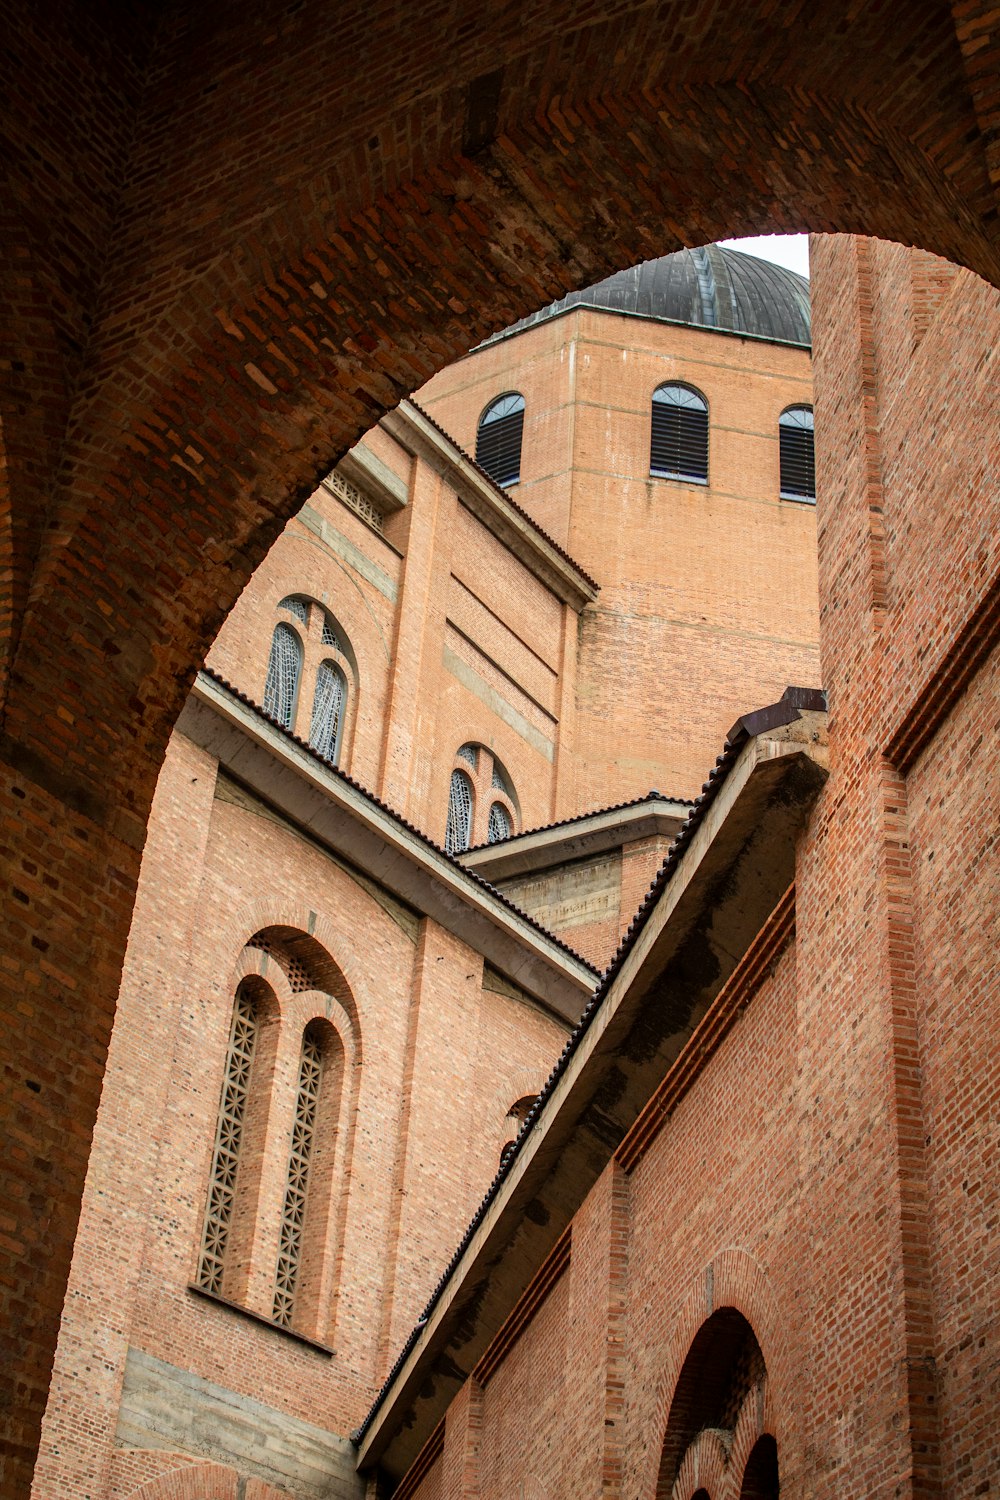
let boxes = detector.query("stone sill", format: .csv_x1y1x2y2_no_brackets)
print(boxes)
188,1283,335,1356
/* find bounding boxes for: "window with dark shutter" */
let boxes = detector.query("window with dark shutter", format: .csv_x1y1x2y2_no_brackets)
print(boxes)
650,384,709,484
476,393,525,488
779,406,816,502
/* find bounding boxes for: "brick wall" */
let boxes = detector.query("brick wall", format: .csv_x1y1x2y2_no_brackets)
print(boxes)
6,2,1000,1491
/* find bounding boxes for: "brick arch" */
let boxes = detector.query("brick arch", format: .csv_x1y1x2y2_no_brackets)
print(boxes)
120,1458,238,1498
673,1426,731,1500
8,9,1000,819
222,901,371,1048
7,4,1000,1491
636,1249,793,1500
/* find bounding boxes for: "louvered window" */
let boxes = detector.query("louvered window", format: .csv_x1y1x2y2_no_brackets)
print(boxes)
650,383,709,484
310,661,346,764
197,986,260,1294
263,622,303,728
273,1030,323,1328
476,393,525,488
488,802,511,843
779,406,816,502
279,596,310,626
445,769,474,854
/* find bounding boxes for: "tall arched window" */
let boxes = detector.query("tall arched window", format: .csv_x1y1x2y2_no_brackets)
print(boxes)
273,1026,324,1327
263,595,356,761
476,392,525,488
650,382,709,484
263,621,303,728
445,769,474,854
310,660,347,764
779,404,816,501
197,983,262,1295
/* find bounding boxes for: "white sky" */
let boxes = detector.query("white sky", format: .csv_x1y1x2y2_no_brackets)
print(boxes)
718,234,809,278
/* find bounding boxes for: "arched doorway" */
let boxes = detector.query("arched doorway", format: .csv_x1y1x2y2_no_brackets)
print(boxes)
657,1308,777,1500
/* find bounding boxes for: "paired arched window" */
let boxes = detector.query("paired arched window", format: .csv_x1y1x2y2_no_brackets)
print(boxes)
650,382,709,484
197,935,353,1340
779,404,816,501
444,744,519,852
262,595,352,765
476,392,525,488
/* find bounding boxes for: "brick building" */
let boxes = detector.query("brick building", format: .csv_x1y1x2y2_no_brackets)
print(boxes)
5,7,1000,1494
30,247,823,1499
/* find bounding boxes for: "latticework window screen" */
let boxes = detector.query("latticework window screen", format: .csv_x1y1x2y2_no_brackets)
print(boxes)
476,393,525,488
457,743,478,768
273,1031,324,1327
309,661,346,764
445,769,474,854
279,595,310,626
197,987,260,1294
650,383,709,483
321,615,341,649
488,802,511,843
263,622,303,727
779,406,816,501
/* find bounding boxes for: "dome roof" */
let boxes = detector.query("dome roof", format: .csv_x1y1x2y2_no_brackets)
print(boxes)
484,244,811,349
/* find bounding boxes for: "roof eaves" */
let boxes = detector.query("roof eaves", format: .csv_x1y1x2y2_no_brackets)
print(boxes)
462,787,694,854
351,684,826,1450
196,668,601,979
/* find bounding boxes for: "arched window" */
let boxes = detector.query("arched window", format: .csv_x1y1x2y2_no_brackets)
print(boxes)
476,392,525,488
309,660,347,764
447,743,519,848
488,802,511,843
273,1027,324,1328
197,983,262,1294
445,769,474,854
779,404,816,501
263,621,303,728
650,382,709,484
500,1093,537,1167
278,594,310,626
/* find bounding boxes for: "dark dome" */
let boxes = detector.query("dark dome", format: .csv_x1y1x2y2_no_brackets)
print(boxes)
484,244,810,349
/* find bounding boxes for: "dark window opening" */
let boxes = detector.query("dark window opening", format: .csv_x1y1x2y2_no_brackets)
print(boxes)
779,405,815,502
650,383,709,484
476,392,525,487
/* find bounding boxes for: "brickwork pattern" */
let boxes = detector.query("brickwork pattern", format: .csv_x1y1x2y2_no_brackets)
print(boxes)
6,0,1000,1488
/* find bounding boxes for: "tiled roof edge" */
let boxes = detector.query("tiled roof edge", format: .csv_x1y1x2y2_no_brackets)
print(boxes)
351,684,826,1449
196,668,601,977
463,787,694,854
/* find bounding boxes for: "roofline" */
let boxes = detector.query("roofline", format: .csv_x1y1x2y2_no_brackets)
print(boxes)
180,671,600,1020
458,793,692,883
474,296,812,354
380,400,599,610
352,688,827,1471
